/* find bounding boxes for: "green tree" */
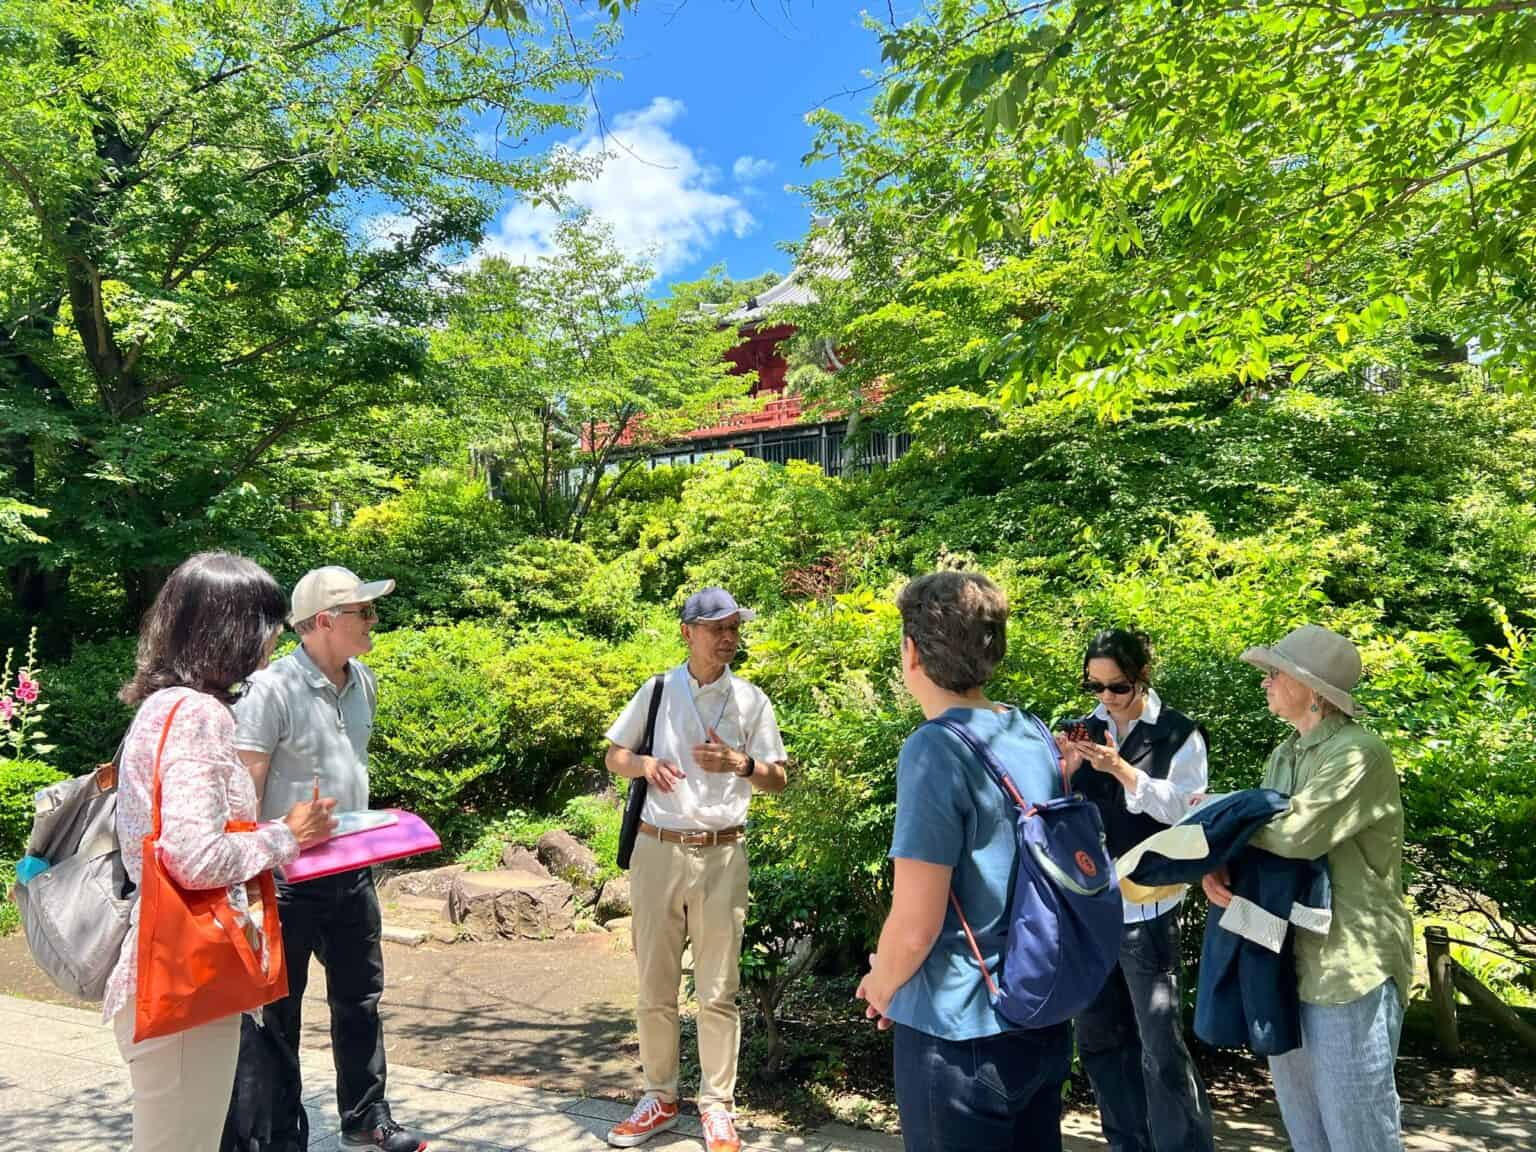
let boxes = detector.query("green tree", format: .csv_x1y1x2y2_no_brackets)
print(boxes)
0,0,607,630
807,1,1535,414
434,215,752,539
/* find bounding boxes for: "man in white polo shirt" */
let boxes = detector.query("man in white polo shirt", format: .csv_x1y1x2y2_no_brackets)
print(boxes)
602,588,787,1152
226,567,426,1152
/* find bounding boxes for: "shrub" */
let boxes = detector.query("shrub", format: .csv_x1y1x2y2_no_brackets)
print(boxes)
38,636,138,771
457,540,646,638
1364,615,1536,960
629,458,861,611
0,758,68,860
365,623,652,844
335,469,524,626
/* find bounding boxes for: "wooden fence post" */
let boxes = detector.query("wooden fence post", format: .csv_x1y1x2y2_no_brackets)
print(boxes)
1450,962,1536,1055
1425,924,1460,1058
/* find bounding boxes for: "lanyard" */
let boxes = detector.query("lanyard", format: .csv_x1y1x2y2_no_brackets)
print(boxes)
683,667,732,740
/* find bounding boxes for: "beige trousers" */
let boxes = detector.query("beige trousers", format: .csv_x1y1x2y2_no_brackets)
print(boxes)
630,832,750,1113
113,1003,241,1152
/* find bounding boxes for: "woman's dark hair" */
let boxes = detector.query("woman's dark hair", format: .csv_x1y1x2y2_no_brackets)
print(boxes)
897,570,1009,692
120,552,289,706
1082,627,1155,687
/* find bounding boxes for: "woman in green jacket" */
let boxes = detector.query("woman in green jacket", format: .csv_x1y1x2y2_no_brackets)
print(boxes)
1204,624,1414,1152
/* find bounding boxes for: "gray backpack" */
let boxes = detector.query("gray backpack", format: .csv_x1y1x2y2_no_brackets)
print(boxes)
13,753,135,1002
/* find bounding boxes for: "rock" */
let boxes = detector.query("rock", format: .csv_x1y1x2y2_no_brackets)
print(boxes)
379,863,465,902
536,829,600,898
447,870,575,940
594,875,632,924
500,844,552,879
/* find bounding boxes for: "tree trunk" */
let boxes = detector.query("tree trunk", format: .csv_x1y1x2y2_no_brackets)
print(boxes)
7,558,68,622
122,562,174,625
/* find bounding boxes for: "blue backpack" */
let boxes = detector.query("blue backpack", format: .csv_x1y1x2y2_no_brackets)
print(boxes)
931,714,1123,1029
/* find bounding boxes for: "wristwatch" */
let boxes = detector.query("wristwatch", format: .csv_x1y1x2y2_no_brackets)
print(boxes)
736,754,756,779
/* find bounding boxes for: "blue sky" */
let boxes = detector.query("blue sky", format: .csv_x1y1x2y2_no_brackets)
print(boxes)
472,3,904,289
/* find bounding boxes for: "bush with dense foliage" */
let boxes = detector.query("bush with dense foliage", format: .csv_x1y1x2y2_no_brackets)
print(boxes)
365,623,658,846
35,637,138,772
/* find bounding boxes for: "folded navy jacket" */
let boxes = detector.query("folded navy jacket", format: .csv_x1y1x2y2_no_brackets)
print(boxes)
1121,788,1331,1056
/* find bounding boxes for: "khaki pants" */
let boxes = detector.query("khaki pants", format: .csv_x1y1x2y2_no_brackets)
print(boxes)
113,1002,241,1152
630,832,749,1113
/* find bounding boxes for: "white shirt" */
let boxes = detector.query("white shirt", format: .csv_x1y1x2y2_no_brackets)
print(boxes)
1094,688,1208,923
606,664,786,832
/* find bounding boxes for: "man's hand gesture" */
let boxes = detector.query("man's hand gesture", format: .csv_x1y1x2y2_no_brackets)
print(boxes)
641,755,687,793
692,727,746,775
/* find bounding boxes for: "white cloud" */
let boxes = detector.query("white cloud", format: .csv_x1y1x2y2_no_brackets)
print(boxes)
358,211,420,251
481,97,754,278
732,155,775,188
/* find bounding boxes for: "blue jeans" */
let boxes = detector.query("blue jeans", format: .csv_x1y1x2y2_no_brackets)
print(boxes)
892,1021,1071,1152
1268,980,1404,1152
1075,907,1214,1152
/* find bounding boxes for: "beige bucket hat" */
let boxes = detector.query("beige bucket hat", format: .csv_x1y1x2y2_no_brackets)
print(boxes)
1240,624,1361,716
289,565,395,627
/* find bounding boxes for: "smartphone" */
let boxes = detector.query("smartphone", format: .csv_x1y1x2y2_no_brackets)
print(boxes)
1055,720,1097,745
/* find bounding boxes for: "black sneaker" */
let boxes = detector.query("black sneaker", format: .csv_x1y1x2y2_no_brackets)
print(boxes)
341,1117,427,1152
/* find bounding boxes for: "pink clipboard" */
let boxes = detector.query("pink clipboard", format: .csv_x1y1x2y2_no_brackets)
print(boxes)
282,808,440,883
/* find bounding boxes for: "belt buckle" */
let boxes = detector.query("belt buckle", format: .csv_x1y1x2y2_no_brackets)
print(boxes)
683,830,712,847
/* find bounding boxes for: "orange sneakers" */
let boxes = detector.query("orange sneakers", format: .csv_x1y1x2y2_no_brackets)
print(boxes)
606,1095,680,1147
701,1109,741,1152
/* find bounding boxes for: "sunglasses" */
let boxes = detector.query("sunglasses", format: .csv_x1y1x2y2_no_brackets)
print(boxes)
334,606,378,621
1082,679,1136,697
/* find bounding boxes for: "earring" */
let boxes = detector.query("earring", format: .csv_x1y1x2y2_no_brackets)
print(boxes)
1309,702,1319,713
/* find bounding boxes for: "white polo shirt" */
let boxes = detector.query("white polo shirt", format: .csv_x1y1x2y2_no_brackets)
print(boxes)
234,643,377,822
606,664,786,833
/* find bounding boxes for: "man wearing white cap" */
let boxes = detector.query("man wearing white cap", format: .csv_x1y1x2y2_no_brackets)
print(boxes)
602,588,788,1152
226,567,426,1152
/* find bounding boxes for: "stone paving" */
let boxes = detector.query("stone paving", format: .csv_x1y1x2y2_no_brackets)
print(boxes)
2,992,1533,1150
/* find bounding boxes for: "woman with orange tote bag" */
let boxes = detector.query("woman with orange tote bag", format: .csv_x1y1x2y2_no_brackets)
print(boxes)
101,553,337,1152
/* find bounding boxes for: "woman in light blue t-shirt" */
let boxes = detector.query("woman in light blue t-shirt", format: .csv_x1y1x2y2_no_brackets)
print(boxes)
856,571,1070,1152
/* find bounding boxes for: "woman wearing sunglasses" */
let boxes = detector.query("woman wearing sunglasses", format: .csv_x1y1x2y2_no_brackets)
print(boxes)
1059,628,1214,1152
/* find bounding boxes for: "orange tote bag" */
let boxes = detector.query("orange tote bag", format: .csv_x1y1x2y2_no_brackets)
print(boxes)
133,695,289,1042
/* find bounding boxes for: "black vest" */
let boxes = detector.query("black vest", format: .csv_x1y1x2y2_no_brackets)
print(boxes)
1071,704,1202,858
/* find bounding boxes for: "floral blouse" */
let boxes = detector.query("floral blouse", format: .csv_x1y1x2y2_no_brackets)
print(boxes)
103,687,299,1026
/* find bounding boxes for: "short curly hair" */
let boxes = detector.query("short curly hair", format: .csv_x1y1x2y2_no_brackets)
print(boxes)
896,571,1009,692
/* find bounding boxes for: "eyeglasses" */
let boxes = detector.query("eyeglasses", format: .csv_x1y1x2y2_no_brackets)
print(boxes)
1082,679,1136,697
334,606,378,622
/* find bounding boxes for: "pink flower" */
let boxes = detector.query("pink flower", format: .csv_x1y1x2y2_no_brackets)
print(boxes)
0,696,13,722
15,674,38,704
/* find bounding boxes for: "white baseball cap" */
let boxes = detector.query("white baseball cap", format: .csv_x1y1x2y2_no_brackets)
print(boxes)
289,566,395,627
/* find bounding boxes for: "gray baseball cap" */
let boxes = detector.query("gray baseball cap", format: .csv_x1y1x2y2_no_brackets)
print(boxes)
681,587,756,624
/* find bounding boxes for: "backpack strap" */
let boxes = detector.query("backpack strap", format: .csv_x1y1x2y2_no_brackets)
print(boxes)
927,713,1060,1005
948,890,1002,1000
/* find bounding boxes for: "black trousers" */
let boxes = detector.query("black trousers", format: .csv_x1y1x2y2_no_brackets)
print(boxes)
1075,907,1214,1152
222,867,389,1151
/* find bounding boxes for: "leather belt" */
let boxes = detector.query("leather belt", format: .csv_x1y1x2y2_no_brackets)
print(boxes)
640,821,745,847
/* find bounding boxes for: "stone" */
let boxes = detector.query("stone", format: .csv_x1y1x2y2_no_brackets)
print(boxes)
594,874,632,924
447,870,576,940
500,844,552,879
536,829,600,898
378,863,465,902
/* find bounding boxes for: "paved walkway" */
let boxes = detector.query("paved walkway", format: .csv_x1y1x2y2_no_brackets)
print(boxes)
2,992,1533,1150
